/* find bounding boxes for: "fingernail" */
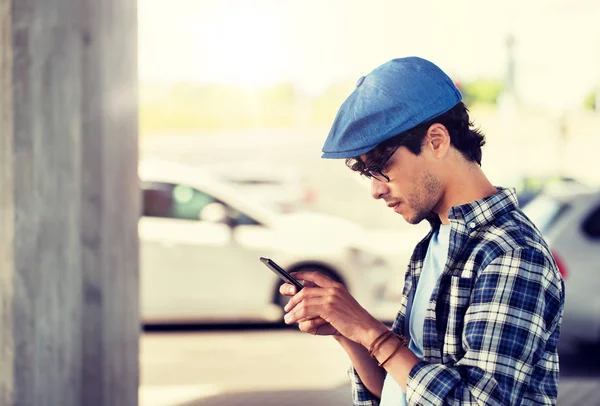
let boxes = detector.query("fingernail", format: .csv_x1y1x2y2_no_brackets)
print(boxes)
284,314,290,323
289,286,295,294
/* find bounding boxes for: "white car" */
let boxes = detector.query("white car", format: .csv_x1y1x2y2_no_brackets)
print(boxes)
139,159,394,324
197,160,316,213
522,185,600,354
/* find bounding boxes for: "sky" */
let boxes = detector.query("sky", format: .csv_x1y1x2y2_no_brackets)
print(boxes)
138,0,600,110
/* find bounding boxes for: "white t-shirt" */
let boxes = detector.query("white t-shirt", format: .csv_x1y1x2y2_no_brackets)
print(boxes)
380,224,451,406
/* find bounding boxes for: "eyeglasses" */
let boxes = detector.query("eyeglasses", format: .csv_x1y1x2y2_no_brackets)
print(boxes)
363,145,399,183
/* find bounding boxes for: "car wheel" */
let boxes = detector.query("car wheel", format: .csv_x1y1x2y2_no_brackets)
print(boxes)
273,266,344,324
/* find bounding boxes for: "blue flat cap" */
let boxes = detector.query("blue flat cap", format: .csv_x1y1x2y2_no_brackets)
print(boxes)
321,57,462,159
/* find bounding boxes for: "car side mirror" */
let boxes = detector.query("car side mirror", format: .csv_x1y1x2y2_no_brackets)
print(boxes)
199,202,228,223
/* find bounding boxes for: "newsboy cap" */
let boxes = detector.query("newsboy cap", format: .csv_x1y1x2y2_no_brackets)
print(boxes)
321,57,462,159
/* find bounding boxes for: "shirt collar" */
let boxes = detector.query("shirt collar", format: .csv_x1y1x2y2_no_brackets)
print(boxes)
426,187,519,231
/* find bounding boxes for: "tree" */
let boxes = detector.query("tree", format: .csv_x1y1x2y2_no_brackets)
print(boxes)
584,90,596,111
460,78,504,106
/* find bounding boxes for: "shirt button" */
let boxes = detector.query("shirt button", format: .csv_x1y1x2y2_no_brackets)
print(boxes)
469,222,476,229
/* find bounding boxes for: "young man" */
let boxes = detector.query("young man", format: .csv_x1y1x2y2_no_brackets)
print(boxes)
280,57,564,405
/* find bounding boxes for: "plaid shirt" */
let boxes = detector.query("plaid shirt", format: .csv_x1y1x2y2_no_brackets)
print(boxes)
350,187,564,405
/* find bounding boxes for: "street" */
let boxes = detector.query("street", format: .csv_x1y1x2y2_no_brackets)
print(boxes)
140,325,600,406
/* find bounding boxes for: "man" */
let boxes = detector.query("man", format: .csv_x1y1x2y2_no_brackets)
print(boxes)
280,57,564,405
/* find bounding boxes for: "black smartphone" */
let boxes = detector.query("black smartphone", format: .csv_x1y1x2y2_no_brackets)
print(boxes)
259,257,304,292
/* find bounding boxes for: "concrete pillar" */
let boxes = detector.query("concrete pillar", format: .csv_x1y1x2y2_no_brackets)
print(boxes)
0,0,139,405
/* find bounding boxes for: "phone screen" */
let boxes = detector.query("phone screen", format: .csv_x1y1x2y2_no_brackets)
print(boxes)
259,257,304,291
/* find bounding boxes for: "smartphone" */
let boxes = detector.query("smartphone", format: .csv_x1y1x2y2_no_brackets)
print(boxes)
259,257,304,292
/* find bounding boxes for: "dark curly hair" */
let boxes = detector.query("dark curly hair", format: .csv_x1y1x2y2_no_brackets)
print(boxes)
345,102,486,175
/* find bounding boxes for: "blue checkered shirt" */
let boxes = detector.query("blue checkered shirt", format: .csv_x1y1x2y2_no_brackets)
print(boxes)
350,187,564,405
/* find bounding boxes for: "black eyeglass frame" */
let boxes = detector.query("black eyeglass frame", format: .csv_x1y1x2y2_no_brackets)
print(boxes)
363,145,400,183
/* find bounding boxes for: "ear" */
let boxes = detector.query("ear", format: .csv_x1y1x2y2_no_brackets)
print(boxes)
424,124,451,159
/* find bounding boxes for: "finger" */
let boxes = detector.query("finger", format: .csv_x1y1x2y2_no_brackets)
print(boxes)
284,297,330,325
297,317,328,334
278,282,298,297
297,315,329,327
290,271,339,289
297,279,318,288
283,286,325,313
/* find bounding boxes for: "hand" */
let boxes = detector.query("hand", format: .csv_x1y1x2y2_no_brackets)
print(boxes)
279,274,339,336
281,271,386,346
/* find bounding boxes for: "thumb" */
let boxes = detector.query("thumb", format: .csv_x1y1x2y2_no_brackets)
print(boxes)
290,271,337,288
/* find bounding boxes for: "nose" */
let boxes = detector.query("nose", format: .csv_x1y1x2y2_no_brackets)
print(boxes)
370,178,389,200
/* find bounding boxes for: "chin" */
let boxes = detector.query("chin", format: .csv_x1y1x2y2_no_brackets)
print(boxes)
403,212,427,225
401,213,416,225
404,217,421,225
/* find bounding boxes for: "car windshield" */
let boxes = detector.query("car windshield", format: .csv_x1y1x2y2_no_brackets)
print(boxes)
139,160,283,227
522,194,569,235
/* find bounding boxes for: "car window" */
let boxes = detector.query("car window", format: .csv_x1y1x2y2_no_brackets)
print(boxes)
142,181,261,226
582,204,600,239
142,181,216,220
522,194,570,235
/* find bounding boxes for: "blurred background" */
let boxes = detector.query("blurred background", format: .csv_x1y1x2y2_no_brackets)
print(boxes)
137,1,600,405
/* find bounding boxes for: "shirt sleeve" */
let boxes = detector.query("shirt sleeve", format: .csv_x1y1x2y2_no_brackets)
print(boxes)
405,247,564,405
348,365,381,406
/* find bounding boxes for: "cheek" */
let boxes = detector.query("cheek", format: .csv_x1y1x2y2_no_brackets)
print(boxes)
389,179,410,200
402,172,422,198
387,156,423,199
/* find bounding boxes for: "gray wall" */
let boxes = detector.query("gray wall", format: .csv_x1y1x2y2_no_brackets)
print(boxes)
0,0,139,405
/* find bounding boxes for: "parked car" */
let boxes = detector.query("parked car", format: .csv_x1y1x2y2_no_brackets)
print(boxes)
513,175,588,208
522,185,600,354
138,159,394,324
198,160,316,213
